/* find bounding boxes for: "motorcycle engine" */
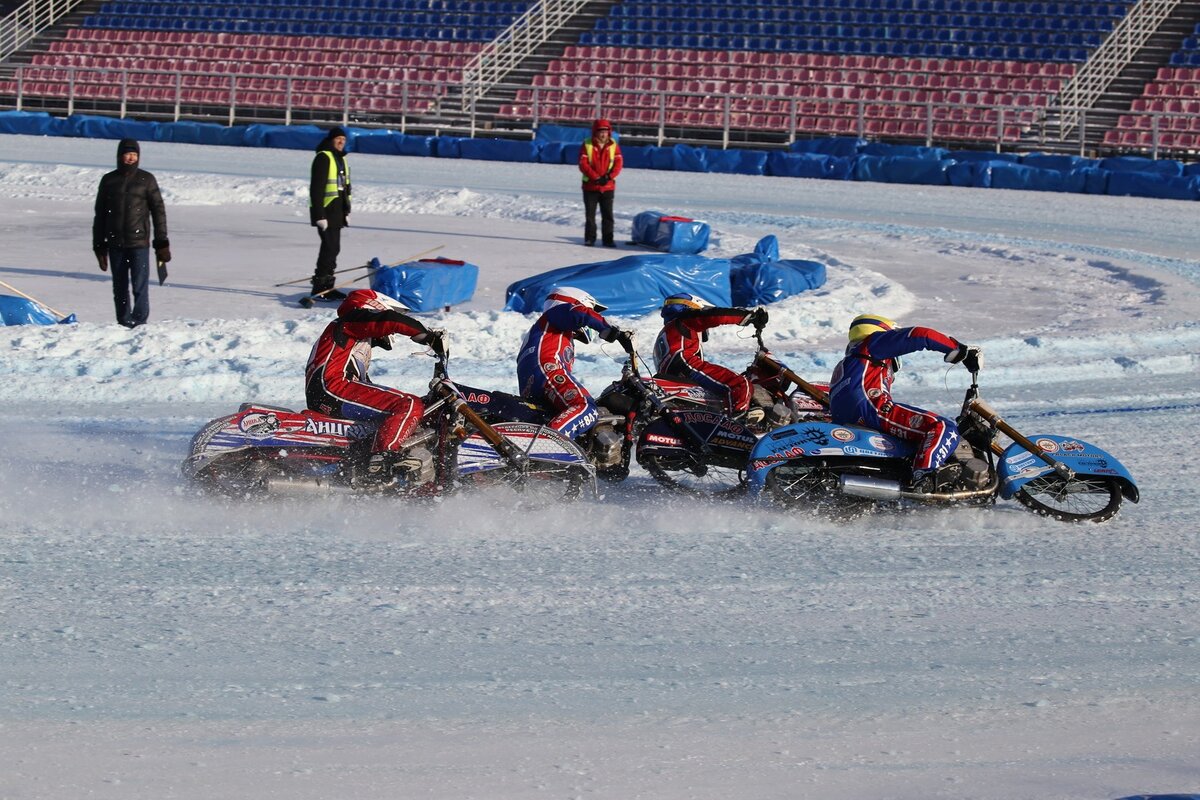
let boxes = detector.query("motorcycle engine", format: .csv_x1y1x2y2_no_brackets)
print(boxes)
587,422,624,468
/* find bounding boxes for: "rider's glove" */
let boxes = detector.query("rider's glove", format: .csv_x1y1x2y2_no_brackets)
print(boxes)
600,326,634,351
415,329,446,357
946,344,983,373
746,307,769,329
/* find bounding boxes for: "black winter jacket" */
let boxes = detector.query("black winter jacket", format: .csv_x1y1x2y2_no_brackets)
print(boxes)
309,137,351,229
92,167,169,251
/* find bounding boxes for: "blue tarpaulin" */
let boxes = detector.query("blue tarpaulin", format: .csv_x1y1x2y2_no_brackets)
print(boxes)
729,235,826,307
0,295,75,325
504,236,826,317
631,210,711,254
368,256,478,312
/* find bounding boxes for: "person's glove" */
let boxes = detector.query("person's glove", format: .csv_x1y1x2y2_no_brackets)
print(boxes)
95,249,108,272
946,344,983,373
153,239,171,264
344,214,350,227
747,307,769,329
603,171,613,182
316,219,329,231
599,326,632,349
416,329,446,358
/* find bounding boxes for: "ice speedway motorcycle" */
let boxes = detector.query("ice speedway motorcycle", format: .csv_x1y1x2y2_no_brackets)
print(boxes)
746,364,1140,523
183,350,596,504
457,330,829,497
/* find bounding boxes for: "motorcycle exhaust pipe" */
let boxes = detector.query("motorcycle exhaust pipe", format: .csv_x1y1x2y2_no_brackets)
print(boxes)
840,474,903,500
262,475,356,496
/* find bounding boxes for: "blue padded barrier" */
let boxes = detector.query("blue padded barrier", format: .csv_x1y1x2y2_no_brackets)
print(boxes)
3,112,1196,203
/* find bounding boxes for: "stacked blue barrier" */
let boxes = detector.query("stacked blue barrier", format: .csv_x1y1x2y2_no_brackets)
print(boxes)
2,111,1197,202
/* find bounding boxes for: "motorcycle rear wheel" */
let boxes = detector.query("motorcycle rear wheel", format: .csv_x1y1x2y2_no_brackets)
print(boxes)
763,462,873,518
1014,474,1123,522
463,460,592,508
640,452,747,499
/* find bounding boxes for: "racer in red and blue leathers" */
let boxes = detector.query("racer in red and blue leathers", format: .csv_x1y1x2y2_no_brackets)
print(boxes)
652,293,768,416
829,314,980,484
305,290,443,460
516,286,630,440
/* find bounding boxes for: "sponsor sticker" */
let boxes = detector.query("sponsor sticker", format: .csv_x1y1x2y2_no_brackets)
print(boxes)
831,428,855,442
869,435,893,451
1035,437,1059,453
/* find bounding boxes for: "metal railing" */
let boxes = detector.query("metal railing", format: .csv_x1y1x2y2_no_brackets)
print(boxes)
1054,0,1181,137
460,0,589,112
0,0,88,62
2,65,1196,159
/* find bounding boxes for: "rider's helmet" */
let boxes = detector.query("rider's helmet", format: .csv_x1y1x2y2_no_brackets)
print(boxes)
337,289,410,349
848,313,896,343
543,286,607,313
660,292,713,322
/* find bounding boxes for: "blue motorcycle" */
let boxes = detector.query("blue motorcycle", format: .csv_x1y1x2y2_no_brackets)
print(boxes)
747,368,1139,523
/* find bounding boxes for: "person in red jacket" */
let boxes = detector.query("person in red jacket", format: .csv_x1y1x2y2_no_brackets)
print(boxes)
578,118,623,247
652,293,769,419
305,289,444,485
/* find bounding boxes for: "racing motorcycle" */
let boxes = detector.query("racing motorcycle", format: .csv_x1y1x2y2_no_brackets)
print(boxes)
746,366,1139,523
456,332,828,497
182,351,596,504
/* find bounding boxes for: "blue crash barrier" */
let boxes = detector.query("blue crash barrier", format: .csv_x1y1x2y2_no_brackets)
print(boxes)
2,112,1196,201
0,295,75,325
504,236,825,317
368,256,478,312
631,211,711,254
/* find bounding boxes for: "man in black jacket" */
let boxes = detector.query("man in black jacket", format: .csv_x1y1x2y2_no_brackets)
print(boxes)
92,138,171,328
308,126,351,302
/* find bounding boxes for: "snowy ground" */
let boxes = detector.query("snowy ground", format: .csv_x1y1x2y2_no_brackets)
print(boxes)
0,134,1198,799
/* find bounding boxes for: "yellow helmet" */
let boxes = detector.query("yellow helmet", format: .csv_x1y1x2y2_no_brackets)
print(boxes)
848,314,896,343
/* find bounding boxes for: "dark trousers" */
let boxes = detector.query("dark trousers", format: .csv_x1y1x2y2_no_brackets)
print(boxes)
109,245,150,327
582,189,615,245
314,225,342,291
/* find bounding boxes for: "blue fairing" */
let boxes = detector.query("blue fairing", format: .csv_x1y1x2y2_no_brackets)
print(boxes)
998,435,1139,502
746,421,914,495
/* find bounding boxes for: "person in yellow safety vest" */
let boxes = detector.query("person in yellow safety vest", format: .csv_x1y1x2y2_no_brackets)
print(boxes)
308,126,352,302
578,118,623,247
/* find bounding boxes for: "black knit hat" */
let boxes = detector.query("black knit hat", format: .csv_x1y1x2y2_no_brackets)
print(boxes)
328,126,347,139
117,138,140,156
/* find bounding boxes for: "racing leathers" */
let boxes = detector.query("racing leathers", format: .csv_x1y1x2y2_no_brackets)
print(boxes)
653,306,756,414
305,304,432,457
517,301,620,439
829,325,964,478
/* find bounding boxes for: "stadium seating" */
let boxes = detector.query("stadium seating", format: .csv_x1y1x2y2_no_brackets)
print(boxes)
10,0,1197,153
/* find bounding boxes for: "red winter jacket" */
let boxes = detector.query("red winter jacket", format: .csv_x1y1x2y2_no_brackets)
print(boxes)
579,139,623,192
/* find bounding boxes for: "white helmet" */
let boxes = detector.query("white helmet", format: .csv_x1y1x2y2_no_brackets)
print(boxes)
337,289,410,317
543,285,607,313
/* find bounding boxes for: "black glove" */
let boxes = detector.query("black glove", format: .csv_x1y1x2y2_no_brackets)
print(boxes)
945,344,983,373
603,171,613,182
153,239,171,264
614,328,634,352
95,249,108,272
962,346,983,373
416,329,446,358
748,307,769,329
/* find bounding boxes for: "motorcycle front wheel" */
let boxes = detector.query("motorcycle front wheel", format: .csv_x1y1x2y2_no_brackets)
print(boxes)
639,452,747,499
1014,474,1123,523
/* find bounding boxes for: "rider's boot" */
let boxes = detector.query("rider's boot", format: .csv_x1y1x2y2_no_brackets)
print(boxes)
362,447,435,489
907,462,963,493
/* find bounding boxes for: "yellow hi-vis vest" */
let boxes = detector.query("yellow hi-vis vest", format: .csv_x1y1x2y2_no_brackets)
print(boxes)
581,141,616,183
314,150,349,208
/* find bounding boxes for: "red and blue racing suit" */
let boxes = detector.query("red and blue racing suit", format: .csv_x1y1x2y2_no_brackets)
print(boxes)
829,326,963,475
305,311,429,455
516,302,616,439
652,307,753,413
